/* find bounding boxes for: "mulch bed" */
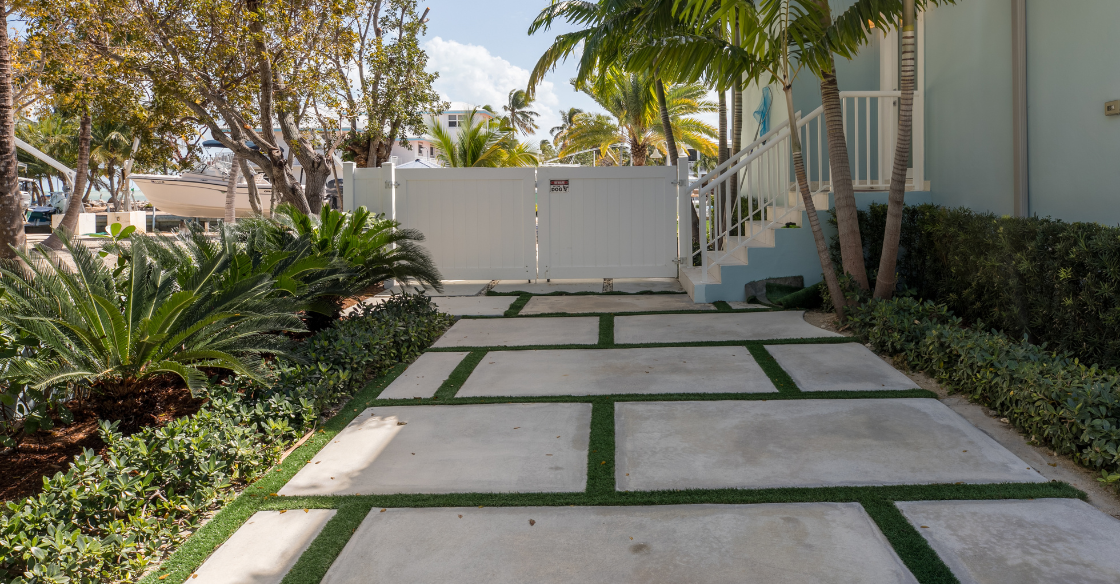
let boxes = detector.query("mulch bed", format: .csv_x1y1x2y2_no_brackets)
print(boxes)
0,382,205,503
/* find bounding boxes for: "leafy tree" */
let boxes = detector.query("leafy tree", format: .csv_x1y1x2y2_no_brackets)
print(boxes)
503,89,540,136
332,0,447,168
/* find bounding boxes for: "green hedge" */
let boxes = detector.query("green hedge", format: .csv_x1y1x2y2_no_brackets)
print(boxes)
848,297,1120,487
0,294,451,584
832,204,1120,368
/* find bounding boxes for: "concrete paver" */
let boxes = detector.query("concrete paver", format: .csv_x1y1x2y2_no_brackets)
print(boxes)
615,399,1045,491
611,278,684,293
614,311,841,344
433,317,600,347
379,280,491,297
492,279,604,294
766,343,921,392
520,294,714,315
378,352,469,400
897,499,1120,584
321,503,917,584
726,301,768,310
457,347,776,397
279,404,591,495
191,510,335,584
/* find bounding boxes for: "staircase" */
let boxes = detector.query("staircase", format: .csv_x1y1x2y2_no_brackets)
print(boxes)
680,91,925,303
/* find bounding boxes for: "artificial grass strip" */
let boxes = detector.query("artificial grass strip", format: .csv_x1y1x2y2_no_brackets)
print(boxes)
587,400,616,496
139,364,409,584
280,501,373,584
599,314,614,347
713,300,733,311
356,389,938,408
747,344,800,394
432,350,487,401
862,498,959,584
503,293,531,316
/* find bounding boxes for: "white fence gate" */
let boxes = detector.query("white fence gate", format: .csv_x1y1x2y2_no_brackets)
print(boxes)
537,166,678,279
344,163,681,281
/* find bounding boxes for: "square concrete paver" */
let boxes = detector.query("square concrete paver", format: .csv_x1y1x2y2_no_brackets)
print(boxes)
896,499,1120,584
322,503,917,584
457,347,776,397
615,399,1045,491
520,294,714,315
191,510,335,584
615,311,841,344
432,317,600,347
378,352,469,399
612,278,684,293
492,279,604,293
279,404,591,495
766,343,921,392
379,280,491,297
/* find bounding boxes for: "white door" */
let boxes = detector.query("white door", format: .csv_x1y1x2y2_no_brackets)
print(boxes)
537,166,678,279
395,168,537,281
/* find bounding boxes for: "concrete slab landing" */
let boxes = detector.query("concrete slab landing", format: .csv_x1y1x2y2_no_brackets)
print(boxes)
321,503,918,584
378,352,469,400
897,499,1120,584
191,510,335,584
520,294,714,315
279,404,591,496
615,399,1045,491
432,317,600,348
457,347,777,397
493,279,604,294
614,311,841,344
612,278,684,293
766,343,921,392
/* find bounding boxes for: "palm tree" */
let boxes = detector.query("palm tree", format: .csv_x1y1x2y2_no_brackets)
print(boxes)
502,89,540,136
427,109,538,168
87,120,132,207
558,112,624,164
574,70,717,166
16,115,79,196
550,107,583,145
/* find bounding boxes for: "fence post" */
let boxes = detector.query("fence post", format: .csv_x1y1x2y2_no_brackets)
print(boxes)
676,156,691,275
342,161,355,212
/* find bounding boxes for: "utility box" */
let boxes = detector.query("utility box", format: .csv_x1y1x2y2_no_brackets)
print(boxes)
1107,100,1119,116
51,213,98,236
105,211,149,233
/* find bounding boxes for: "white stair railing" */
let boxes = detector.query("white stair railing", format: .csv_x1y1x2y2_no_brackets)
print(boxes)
686,90,923,284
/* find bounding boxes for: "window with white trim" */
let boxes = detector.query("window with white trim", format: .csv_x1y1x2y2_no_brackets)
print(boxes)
446,114,464,128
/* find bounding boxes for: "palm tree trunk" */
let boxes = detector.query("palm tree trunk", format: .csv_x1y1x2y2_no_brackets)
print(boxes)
0,6,23,260
43,113,91,250
817,0,869,291
224,153,241,223
874,0,916,299
784,83,846,319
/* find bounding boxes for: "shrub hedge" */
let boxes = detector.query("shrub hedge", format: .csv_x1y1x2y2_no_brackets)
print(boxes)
832,204,1120,368
848,297,1120,487
0,294,451,584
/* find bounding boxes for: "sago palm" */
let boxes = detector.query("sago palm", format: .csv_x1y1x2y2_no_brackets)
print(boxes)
0,231,303,405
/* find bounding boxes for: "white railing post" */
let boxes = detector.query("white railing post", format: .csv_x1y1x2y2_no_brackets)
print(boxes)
699,177,709,284
676,156,691,272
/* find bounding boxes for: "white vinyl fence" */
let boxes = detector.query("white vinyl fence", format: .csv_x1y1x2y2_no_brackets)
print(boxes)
344,163,683,281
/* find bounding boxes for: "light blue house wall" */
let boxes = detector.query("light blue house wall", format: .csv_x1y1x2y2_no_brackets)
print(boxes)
1025,0,1120,225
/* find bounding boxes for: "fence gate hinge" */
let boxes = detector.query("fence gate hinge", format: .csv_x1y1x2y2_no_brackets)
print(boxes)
671,180,684,186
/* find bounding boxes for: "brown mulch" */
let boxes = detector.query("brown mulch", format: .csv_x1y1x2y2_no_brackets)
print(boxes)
339,282,386,312
0,381,205,503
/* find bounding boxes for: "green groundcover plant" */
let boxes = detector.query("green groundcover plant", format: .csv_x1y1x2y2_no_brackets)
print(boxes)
0,294,452,584
831,203,1120,368
847,297,1120,489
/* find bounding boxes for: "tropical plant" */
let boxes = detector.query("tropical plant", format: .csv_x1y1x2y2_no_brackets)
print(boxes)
550,107,583,145
427,109,539,168
503,89,540,136
15,114,78,195
0,228,304,432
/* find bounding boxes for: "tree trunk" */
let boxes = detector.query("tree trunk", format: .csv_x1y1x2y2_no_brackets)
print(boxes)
240,157,263,215
874,0,916,299
656,78,677,163
43,113,92,249
0,5,23,260
817,0,869,291
224,153,241,224
783,83,845,319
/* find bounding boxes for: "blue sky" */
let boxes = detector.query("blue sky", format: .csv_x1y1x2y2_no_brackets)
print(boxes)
421,0,720,145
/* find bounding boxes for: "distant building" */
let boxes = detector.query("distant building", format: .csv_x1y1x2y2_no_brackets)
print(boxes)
389,102,499,166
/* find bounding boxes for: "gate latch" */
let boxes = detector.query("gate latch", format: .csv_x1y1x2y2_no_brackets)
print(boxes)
385,181,400,189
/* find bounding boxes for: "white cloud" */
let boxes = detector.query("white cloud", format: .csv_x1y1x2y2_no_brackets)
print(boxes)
424,37,560,143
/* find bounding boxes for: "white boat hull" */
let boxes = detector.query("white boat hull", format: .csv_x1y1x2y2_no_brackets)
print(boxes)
131,174,275,218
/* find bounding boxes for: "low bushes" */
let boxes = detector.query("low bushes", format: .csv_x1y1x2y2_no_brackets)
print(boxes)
0,294,450,583
848,297,1120,487
832,204,1120,368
